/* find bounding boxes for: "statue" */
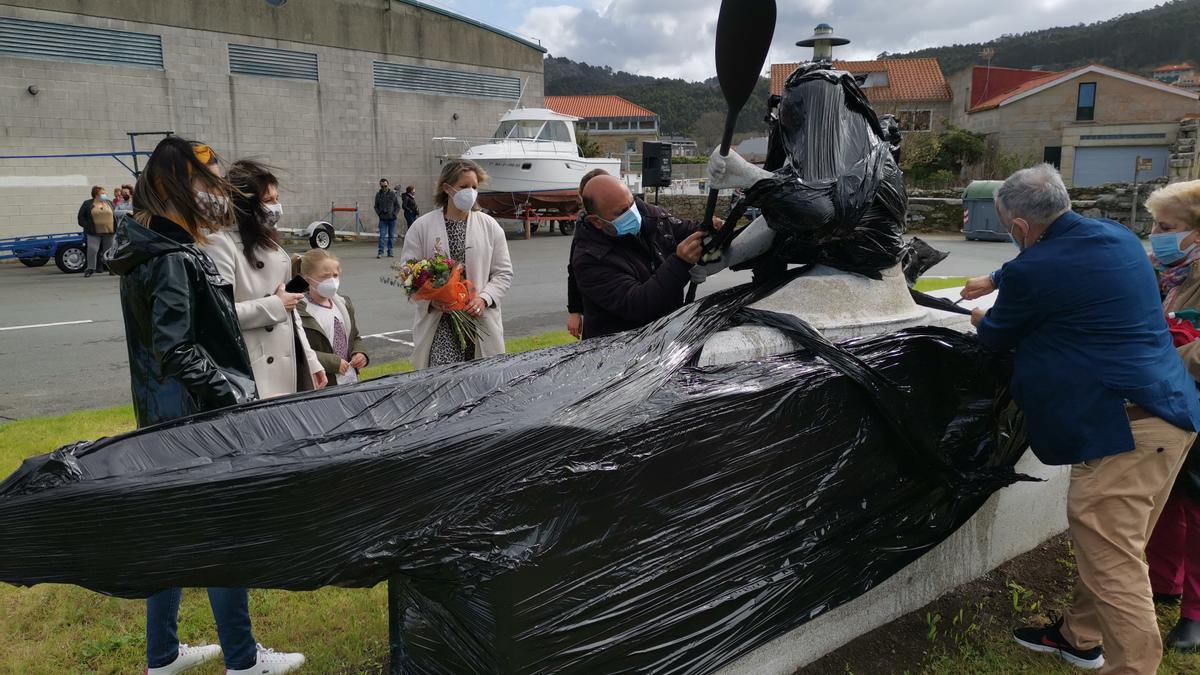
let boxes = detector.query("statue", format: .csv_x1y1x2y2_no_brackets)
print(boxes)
698,62,913,283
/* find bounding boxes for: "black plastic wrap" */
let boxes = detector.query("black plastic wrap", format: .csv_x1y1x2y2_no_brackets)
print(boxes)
746,64,908,277
0,277,1027,673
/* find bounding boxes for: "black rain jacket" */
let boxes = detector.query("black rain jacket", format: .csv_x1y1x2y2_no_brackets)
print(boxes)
108,215,257,428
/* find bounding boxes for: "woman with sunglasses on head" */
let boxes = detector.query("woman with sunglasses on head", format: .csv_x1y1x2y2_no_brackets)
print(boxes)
106,138,306,675
202,159,327,398
399,158,513,369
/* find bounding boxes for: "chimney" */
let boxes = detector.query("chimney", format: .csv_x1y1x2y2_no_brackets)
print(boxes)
796,23,850,63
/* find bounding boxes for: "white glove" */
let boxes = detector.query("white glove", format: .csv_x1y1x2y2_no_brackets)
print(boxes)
706,147,773,190
699,215,776,276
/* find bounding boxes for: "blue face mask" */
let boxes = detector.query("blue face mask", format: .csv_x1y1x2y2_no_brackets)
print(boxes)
1150,231,1195,267
607,204,642,237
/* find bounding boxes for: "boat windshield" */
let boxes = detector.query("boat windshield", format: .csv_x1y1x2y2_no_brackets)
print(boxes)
537,121,572,143
493,120,545,140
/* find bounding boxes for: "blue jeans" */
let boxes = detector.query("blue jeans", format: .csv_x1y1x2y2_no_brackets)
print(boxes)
378,218,397,255
146,587,257,670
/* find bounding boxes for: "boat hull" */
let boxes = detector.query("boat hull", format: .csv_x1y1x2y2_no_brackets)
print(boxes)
469,155,622,194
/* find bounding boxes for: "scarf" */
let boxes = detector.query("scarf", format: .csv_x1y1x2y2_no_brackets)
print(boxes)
1156,246,1200,307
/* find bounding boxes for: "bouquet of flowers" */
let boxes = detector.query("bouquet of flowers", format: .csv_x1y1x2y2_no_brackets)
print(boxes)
384,241,483,350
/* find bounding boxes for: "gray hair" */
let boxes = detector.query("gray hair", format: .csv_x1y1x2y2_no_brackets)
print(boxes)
995,164,1071,225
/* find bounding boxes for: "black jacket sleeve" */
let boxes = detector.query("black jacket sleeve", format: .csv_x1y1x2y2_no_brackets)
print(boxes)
78,200,95,234
149,254,241,409
573,250,692,326
567,237,583,314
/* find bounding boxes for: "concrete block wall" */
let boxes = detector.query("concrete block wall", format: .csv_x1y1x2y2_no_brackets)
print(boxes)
1169,118,1199,183
0,4,544,238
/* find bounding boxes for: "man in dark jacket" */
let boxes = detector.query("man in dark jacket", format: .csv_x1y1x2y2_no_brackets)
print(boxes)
969,165,1200,673
571,174,719,339
374,178,401,259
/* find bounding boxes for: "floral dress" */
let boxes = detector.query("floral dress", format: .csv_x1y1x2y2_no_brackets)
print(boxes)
428,218,475,366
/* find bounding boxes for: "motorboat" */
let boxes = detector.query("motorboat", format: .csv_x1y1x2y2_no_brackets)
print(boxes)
434,108,622,217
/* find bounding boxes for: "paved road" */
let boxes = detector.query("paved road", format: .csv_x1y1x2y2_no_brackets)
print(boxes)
0,231,1014,420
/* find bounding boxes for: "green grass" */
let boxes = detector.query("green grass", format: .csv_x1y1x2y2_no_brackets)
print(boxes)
0,330,576,674
914,276,968,293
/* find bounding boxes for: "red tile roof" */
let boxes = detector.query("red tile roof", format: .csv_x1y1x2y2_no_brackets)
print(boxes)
970,69,1064,111
969,65,1056,109
770,58,952,102
1154,63,1195,73
545,95,657,119
969,63,1199,111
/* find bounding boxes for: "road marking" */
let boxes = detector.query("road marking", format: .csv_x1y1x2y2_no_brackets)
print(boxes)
0,319,94,332
363,329,414,347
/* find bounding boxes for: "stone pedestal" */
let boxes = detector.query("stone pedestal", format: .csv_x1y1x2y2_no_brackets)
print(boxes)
706,281,1070,674
699,264,965,366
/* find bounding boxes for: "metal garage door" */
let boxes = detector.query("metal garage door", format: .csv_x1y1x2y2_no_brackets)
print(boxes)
1072,146,1169,187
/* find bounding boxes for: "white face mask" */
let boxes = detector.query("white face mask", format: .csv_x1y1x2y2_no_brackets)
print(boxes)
451,186,478,212
315,277,340,298
263,202,283,227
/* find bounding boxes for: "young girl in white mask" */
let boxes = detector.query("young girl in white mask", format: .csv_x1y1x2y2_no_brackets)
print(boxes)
295,249,369,386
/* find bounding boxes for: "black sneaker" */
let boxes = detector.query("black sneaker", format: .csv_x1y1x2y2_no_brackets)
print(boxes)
1167,618,1200,652
1013,617,1104,669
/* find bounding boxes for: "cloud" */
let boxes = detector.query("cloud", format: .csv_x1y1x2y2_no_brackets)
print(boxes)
519,0,1162,81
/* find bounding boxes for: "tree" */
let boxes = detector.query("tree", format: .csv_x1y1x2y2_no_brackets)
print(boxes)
576,130,601,158
937,124,987,175
689,111,727,154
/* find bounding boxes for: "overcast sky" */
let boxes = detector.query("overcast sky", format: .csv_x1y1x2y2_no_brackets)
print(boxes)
433,0,1162,81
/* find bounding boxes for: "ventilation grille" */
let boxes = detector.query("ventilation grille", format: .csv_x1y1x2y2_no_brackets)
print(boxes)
228,43,318,81
0,16,162,69
373,61,520,100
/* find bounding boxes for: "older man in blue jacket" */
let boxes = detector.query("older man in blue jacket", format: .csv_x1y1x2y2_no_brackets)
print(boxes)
965,164,1200,673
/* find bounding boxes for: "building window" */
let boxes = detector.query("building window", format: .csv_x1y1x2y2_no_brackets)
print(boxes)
897,110,932,132
639,119,656,130
1076,82,1096,121
1043,146,1062,169
614,120,632,130
862,71,889,88
626,139,636,152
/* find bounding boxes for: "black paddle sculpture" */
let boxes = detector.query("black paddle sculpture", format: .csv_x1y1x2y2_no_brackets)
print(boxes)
686,0,777,302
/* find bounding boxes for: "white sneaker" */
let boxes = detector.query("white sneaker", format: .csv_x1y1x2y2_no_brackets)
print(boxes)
225,644,305,674
146,643,222,674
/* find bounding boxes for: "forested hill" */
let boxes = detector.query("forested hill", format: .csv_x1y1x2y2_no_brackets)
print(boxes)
543,56,771,147
885,0,1200,76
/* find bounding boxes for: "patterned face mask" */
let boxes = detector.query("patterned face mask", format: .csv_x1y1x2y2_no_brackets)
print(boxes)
262,202,284,227
195,191,230,223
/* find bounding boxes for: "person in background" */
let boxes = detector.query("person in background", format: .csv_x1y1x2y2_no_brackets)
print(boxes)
295,249,369,386
105,136,305,675
566,168,611,339
966,165,1200,673
571,174,722,339
77,185,115,277
402,185,420,233
113,183,135,224
374,177,401,259
203,159,328,398
401,158,512,369
1142,179,1200,652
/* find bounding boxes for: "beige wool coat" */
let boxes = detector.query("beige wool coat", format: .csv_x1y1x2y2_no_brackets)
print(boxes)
400,209,513,369
203,229,323,398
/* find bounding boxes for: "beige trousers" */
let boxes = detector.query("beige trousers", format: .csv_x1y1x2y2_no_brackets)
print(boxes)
1060,416,1196,675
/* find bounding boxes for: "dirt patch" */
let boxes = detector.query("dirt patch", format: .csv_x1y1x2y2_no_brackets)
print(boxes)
799,533,1075,674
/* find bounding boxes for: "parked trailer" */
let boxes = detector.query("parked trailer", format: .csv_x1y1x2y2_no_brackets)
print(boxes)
0,232,88,273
